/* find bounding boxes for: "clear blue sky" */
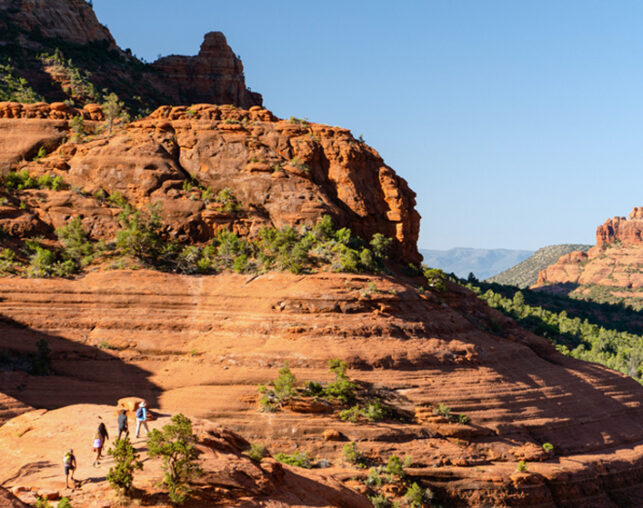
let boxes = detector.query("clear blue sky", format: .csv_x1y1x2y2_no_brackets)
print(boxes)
93,0,642,250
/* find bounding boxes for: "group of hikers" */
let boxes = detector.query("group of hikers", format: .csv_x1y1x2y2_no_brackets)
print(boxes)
64,401,150,489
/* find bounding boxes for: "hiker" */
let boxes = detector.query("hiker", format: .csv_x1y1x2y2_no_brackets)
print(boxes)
96,418,109,459
117,408,129,440
135,400,149,438
92,430,103,467
63,449,77,488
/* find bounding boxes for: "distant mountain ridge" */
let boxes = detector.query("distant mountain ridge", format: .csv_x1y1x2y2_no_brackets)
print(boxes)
420,247,533,279
487,244,592,288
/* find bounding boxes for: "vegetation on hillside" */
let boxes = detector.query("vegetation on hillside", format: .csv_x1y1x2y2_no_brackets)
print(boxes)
486,244,592,288
0,59,43,103
0,169,393,279
464,279,643,384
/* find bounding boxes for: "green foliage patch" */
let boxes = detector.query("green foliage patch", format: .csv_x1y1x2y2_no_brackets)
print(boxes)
106,436,143,495
467,281,643,384
147,413,202,505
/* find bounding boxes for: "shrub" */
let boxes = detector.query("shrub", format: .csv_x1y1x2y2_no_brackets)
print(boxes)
33,146,47,162
342,442,364,466
273,362,297,399
365,467,383,487
542,442,554,453
339,405,362,422
147,413,202,505
369,494,393,508
115,204,162,260
257,362,297,412
369,233,392,263
433,403,451,419
424,267,447,292
70,115,86,141
0,248,17,274
244,443,266,462
385,455,406,479
214,187,241,212
405,482,431,507
305,380,324,395
106,436,143,495
57,498,72,508
56,217,95,268
516,460,529,473
26,244,75,278
107,190,128,208
102,92,126,135
34,497,52,508
364,399,387,422
274,451,312,468
325,358,355,402
257,384,279,412
458,413,470,424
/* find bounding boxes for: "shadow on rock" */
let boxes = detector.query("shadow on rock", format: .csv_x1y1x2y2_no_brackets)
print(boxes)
0,313,160,414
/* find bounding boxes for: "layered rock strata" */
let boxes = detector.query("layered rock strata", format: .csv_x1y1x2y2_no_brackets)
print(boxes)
0,271,642,506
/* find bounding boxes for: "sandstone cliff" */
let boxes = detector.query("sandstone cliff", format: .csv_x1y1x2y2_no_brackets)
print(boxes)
534,207,643,309
0,0,261,109
0,101,421,264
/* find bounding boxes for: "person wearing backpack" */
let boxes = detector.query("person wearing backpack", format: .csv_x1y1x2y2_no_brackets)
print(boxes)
63,449,77,488
135,401,149,438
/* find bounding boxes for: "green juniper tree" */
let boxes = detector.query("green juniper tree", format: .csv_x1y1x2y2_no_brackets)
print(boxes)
147,413,202,505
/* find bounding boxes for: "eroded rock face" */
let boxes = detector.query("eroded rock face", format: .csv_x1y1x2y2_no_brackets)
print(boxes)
0,0,260,108
596,207,643,247
0,103,421,263
534,207,643,307
152,32,262,109
0,272,642,506
0,0,115,47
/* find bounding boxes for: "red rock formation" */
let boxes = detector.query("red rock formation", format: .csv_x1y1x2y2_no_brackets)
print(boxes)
596,207,643,246
534,207,643,307
152,32,262,109
0,272,642,506
0,103,421,263
0,0,115,47
0,0,260,108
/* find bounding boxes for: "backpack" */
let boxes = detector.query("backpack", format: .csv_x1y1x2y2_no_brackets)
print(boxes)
136,406,145,419
64,453,72,465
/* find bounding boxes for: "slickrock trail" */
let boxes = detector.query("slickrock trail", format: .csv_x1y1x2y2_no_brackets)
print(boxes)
0,405,369,507
535,206,643,309
1,271,642,506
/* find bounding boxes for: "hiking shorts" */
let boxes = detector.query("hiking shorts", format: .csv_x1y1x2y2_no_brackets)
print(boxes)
64,465,74,475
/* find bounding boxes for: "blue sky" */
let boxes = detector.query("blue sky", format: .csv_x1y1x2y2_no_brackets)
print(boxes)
93,1,642,250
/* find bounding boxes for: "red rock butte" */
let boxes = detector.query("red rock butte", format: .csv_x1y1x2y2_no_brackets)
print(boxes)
534,206,643,308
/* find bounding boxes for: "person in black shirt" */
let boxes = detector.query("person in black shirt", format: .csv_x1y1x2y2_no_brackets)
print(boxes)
117,409,129,440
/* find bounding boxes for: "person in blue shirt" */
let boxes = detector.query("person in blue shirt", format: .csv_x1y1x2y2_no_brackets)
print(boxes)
135,401,149,438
